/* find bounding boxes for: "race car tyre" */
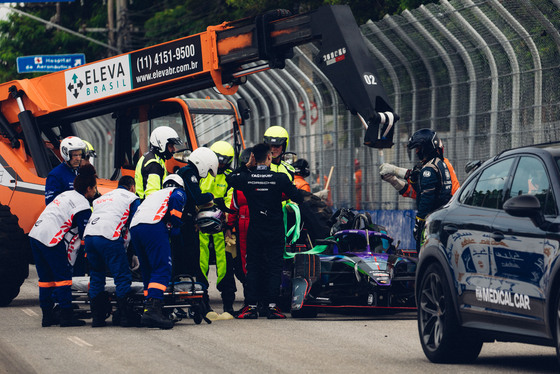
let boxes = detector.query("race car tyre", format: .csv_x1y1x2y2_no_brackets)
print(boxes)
417,262,482,363
0,204,29,307
554,285,560,366
290,307,318,319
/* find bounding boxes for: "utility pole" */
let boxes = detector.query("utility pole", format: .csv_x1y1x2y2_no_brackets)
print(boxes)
107,0,115,55
116,0,128,53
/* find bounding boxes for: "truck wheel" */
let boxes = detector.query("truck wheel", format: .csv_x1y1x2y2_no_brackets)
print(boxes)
0,205,29,307
417,262,482,363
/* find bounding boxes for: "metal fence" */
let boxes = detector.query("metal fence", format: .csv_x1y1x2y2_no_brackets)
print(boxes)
190,0,560,211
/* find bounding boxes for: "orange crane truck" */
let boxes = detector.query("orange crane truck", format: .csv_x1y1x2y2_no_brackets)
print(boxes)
0,5,398,306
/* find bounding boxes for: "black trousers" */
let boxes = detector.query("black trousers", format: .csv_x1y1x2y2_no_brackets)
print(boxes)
244,225,285,306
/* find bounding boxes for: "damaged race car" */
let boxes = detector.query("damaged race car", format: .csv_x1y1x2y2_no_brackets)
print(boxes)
280,209,417,318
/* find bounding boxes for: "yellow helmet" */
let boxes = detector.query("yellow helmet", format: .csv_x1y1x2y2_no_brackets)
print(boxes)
263,126,289,150
83,140,97,160
210,140,234,165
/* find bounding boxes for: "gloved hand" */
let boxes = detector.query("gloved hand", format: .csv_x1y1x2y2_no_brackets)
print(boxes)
225,235,237,257
314,189,329,199
413,216,425,243
129,255,140,271
381,174,406,192
379,163,408,179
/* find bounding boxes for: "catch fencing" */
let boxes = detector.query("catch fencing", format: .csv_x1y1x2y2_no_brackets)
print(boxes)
191,0,560,214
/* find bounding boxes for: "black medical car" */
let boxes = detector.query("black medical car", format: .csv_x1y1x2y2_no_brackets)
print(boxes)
415,143,560,364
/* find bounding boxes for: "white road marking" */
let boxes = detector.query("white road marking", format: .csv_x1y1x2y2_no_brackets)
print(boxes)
67,336,93,347
21,308,38,317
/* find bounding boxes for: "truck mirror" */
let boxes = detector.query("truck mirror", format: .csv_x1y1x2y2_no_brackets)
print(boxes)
237,98,251,121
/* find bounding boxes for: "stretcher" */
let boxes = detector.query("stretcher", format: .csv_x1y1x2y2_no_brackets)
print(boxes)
71,274,212,325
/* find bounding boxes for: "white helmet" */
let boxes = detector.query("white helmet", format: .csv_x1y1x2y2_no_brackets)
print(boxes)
150,126,182,159
60,136,86,162
162,174,184,189
195,206,224,234
188,147,218,178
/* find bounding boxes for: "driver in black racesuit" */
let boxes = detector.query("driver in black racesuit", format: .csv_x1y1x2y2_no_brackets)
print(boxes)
226,143,303,319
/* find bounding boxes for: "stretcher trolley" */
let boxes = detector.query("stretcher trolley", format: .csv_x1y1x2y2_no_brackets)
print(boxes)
71,274,212,325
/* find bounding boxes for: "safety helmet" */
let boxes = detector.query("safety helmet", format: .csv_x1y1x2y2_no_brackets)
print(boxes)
83,140,97,160
162,174,184,189
407,128,440,162
149,126,182,159
210,141,234,166
195,206,224,234
354,159,360,168
293,158,310,178
188,147,219,178
239,147,253,164
263,126,289,151
60,136,86,162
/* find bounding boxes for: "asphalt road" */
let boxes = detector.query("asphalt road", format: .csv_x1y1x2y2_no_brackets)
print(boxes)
0,266,558,374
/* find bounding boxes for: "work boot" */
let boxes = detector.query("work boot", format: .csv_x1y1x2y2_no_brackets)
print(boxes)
141,298,174,329
235,305,258,319
117,294,141,327
59,307,86,327
41,305,60,327
267,304,287,319
90,292,111,328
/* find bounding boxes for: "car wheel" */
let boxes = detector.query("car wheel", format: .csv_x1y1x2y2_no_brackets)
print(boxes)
417,262,482,363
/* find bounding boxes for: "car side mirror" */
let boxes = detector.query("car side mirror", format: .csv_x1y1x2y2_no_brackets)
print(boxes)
503,194,545,227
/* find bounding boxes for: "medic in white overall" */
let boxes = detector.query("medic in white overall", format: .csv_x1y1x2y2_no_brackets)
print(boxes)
29,164,98,327
130,174,186,329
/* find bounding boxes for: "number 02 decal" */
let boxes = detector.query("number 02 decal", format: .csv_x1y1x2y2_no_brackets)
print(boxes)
363,74,377,85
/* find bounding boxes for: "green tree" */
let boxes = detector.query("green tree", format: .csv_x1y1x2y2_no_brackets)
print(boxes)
225,0,437,24
0,0,436,82
143,0,245,45
0,2,108,81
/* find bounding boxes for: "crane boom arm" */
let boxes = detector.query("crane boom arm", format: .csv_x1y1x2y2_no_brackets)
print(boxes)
0,5,396,147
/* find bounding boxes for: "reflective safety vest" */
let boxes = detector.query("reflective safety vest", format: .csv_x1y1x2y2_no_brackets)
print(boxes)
130,187,175,227
200,169,232,206
84,188,139,240
29,190,91,247
135,152,167,199
271,160,295,182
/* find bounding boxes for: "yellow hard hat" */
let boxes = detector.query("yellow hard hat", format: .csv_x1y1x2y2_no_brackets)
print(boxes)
83,140,97,159
263,126,289,150
210,141,234,165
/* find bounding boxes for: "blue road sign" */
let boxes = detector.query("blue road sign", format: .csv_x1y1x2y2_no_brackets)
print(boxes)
17,54,85,73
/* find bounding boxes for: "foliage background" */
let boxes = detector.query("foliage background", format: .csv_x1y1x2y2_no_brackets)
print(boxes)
0,0,436,82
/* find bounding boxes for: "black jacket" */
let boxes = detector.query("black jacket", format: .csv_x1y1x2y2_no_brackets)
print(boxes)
226,164,303,227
